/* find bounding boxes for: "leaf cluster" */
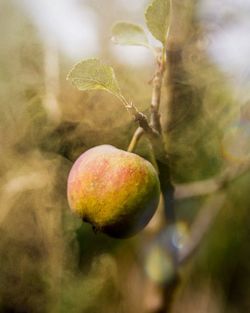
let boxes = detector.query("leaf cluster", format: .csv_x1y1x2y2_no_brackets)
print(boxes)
67,0,169,105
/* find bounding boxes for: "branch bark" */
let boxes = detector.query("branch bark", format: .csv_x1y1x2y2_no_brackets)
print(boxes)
150,49,165,133
127,49,166,154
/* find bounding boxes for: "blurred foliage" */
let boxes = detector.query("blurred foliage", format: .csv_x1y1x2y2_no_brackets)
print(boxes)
0,0,249,313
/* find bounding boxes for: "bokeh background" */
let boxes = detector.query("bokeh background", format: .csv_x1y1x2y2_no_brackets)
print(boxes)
0,0,249,312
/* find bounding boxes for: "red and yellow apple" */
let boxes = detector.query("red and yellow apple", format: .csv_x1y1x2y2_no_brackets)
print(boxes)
67,145,160,238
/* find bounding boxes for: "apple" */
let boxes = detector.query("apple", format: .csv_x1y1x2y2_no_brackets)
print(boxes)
67,145,160,238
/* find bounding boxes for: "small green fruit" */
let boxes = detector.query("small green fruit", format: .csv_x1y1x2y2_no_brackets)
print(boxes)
67,145,160,238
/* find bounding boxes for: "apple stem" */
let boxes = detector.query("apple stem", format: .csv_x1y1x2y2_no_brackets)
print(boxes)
127,127,144,152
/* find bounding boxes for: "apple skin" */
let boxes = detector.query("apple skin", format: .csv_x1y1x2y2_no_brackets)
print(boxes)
67,145,160,238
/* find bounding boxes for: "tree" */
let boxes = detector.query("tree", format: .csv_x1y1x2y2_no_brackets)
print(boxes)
66,0,250,312
0,0,249,312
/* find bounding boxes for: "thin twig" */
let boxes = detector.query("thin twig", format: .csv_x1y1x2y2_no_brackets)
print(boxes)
125,50,167,158
150,49,165,133
134,112,160,137
118,94,158,139
125,42,167,154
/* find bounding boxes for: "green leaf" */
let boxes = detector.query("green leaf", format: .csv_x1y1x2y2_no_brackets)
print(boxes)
67,58,121,97
145,0,169,44
111,22,149,48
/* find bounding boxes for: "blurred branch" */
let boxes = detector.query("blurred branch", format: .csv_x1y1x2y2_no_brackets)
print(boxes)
154,1,195,312
178,192,226,264
172,160,250,266
0,172,47,226
43,37,61,123
175,178,220,199
175,160,250,199
166,0,191,51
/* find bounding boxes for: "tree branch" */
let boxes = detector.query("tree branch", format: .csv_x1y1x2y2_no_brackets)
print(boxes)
178,192,226,264
150,49,165,133
134,112,159,137
170,160,250,266
126,53,167,157
175,160,250,199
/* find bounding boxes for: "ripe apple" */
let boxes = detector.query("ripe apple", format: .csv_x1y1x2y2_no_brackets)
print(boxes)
67,145,160,238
